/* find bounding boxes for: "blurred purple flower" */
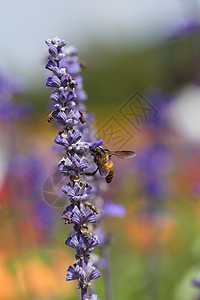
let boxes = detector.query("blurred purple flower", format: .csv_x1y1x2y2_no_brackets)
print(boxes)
135,142,172,200
0,70,30,121
192,274,200,300
144,88,173,128
167,18,200,39
8,154,56,239
103,200,126,218
193,278,200,288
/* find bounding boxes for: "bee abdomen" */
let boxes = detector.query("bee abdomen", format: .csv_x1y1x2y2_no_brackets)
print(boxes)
106,171,114,183
105,161,114,183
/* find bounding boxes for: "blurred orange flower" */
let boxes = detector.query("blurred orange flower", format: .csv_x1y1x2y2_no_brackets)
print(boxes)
0,249,75,300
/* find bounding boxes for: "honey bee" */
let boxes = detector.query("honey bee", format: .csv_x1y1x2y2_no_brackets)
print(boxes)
85,201,98,214
80,61,86,69
86,146,136,183
63,213,72,224
47,110,55,122
66,74,76,90
78,110,86,124
80,224,90,238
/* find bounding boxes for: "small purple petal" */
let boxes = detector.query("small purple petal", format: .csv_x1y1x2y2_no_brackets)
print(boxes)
49,44,58,57
57,39,67,48
66,266,77,281
65,235,79,249
86,265,101,281
45,39,51,46
90,140,103,147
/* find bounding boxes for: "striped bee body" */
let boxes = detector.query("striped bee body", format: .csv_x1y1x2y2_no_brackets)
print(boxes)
105,161,114,183
89,146,136,183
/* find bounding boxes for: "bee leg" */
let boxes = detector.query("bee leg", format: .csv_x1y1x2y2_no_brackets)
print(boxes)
85,201,98,214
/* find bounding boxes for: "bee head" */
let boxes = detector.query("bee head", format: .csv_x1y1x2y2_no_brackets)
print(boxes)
89,146,102,156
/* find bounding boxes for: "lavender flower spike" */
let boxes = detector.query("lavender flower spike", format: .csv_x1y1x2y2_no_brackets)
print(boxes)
45,37,102,300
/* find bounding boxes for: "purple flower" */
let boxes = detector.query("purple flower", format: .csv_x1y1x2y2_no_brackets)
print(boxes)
103,200,126,218
71,204,97,224
46,75,61,88
61,204,74,221
45,37,102,299
54,130,81,147
60,46,82,75
59,155,88,177
62,182,92,202
53,108,80,127
65,234,99,255
66,265,82,281
66,264,101,287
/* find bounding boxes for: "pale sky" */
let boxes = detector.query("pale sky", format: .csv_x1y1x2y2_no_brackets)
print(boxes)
0,0,199,79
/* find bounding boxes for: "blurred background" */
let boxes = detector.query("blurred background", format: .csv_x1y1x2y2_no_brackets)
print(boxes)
1,0,200,299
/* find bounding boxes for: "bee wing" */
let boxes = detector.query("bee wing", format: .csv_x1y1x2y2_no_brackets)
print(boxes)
110,151,136,159
98,163,110,177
